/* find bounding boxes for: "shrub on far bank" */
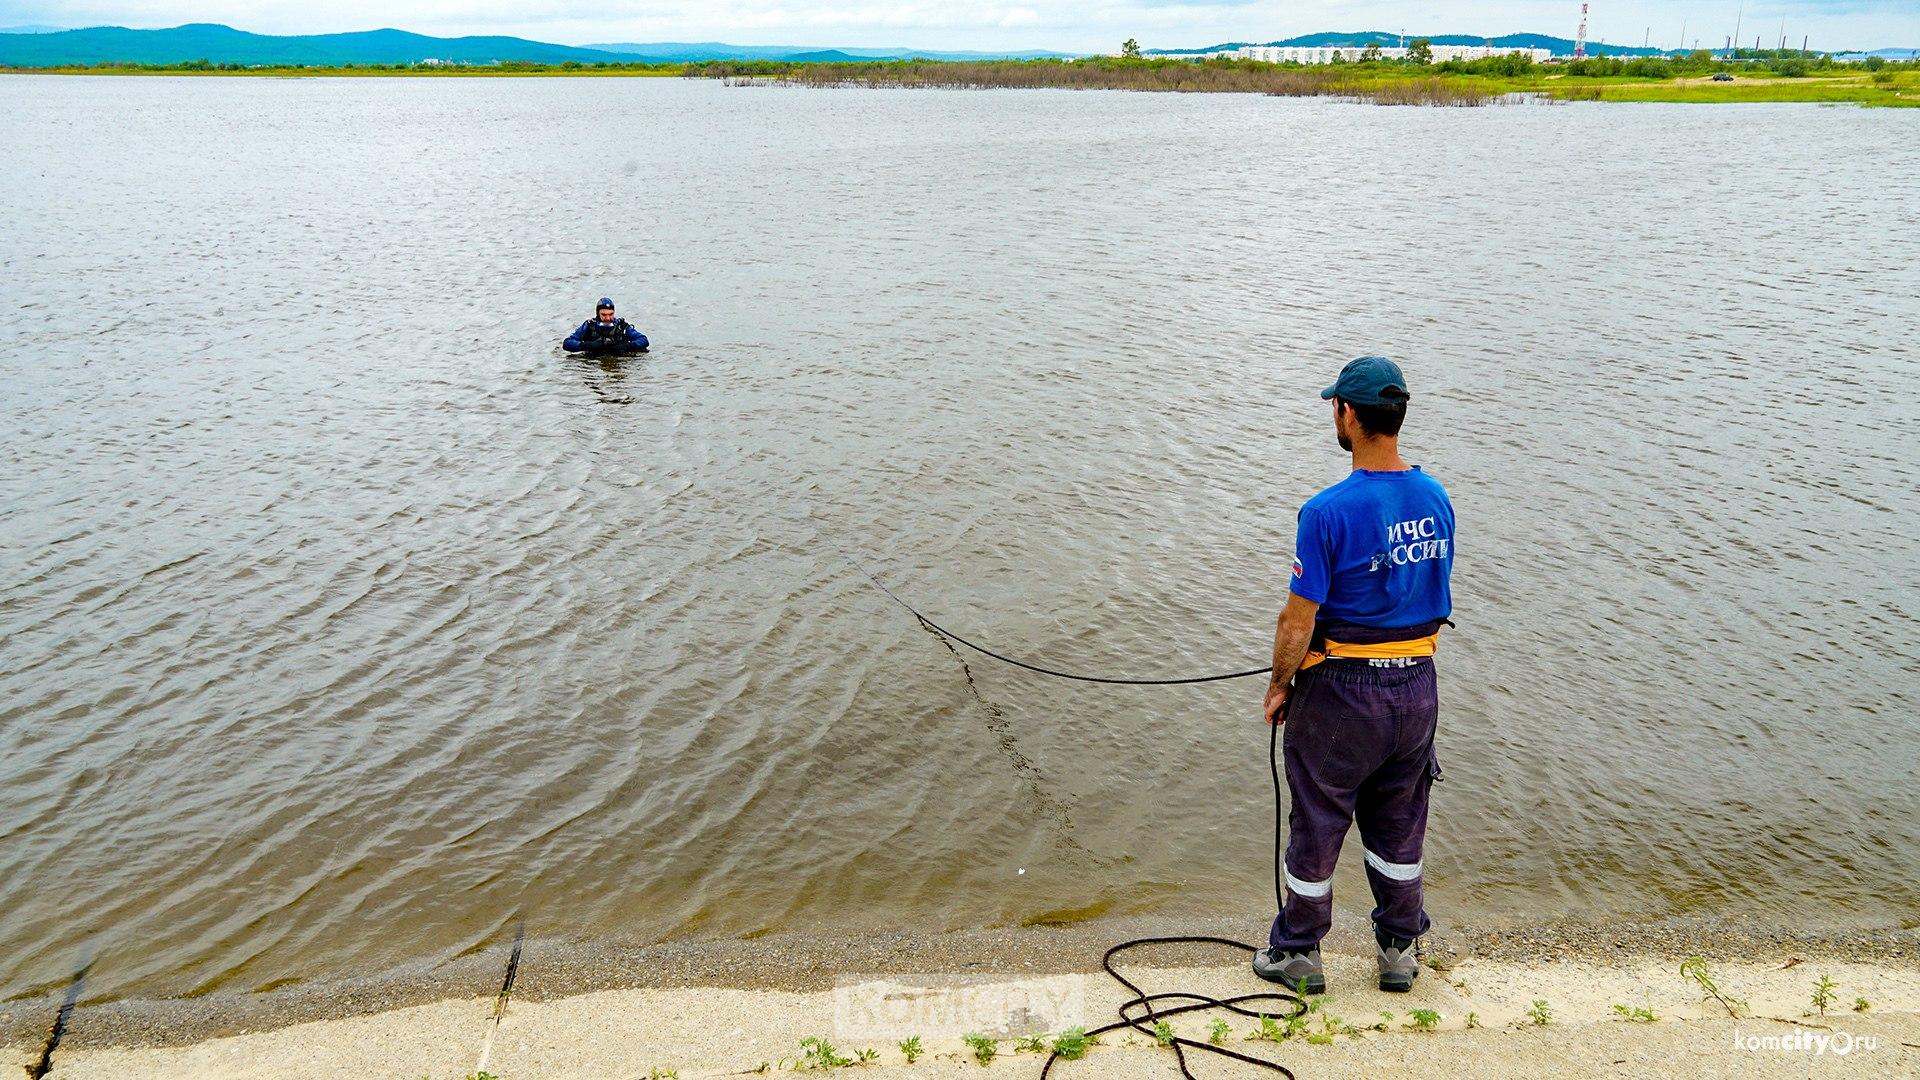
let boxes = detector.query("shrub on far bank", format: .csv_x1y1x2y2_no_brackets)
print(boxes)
1562,55,1626,77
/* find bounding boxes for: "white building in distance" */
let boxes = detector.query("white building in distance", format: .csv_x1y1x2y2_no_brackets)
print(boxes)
1142,50,1238,60
1234,44,1552,64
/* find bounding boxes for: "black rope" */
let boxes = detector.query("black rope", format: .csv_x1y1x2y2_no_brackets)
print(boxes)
849,564,1271,685
1038,718,1300,1080
1040,937,1305,1080
849,560,1304,1077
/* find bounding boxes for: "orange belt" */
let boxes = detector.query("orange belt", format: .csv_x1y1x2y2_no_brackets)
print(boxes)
1298,631,1440,672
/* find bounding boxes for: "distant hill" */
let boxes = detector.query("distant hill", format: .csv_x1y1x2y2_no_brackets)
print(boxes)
4,22,1891,69
0,23,639,66
583,41,809,62
780,50,882,63
587,41,1074,62
1148,31,1672,58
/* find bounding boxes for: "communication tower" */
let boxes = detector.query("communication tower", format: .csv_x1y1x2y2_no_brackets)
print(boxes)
1574,2,1590,59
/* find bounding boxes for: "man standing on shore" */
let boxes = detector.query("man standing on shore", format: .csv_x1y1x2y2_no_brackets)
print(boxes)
1252,356,1455,994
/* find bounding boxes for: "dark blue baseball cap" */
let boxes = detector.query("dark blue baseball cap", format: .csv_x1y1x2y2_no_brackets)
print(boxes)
597,296,615,310
1320,356,1410,406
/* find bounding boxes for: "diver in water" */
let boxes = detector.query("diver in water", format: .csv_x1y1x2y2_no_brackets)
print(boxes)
563,297,650,356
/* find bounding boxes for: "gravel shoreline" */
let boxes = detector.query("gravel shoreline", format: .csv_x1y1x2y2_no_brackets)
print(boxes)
4,912,1914,1051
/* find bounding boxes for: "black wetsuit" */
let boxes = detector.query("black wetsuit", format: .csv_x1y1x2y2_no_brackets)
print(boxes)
564,317,649,355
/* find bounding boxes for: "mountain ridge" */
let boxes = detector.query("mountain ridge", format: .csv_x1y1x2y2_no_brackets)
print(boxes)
0,23,1073,66
0,23,639,66
0,22,1903,67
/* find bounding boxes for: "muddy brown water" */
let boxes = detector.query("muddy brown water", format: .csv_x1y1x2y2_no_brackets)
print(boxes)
2,75,1916,1005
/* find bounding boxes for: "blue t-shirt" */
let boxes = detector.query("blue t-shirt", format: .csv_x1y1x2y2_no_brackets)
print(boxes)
1290,466,1455,629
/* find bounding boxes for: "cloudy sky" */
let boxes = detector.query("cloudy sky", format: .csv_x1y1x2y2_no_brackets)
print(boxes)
4,0,1914,52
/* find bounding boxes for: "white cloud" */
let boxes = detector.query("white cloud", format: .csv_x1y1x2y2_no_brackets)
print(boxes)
8,0,1916,50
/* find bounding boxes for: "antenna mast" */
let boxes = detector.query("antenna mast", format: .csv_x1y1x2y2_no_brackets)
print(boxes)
1575,1,1589,58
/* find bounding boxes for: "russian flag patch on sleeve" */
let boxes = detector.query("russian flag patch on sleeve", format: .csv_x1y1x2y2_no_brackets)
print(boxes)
1291,556,1304,578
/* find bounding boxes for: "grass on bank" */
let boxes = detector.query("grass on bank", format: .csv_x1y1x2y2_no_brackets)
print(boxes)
1547,71,1920,106
5,52,1916,106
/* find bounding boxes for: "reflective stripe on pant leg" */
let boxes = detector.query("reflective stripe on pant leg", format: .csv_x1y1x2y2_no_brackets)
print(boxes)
1362,850,1422,881
1285,865,1333,898
1272,868,1335,952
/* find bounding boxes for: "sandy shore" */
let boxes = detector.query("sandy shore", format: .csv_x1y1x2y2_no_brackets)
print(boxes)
16,952,1919,1079
5,914,1917,1079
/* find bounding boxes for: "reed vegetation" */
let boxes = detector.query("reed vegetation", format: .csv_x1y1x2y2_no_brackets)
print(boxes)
704,58,1507,105
702,57,1354,93
1366,76,1500,106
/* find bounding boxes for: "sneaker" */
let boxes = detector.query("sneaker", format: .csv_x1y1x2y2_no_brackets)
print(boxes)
1375,931,1419,992
1252,947,1325,994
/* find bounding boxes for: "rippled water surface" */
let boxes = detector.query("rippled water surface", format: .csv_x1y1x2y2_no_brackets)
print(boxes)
3,75,1917,1002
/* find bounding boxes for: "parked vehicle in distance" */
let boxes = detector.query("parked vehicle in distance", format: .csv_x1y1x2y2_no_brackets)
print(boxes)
1712,72,1735,81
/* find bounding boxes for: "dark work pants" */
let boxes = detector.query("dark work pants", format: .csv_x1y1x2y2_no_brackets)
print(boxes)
1268,658,1439,952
